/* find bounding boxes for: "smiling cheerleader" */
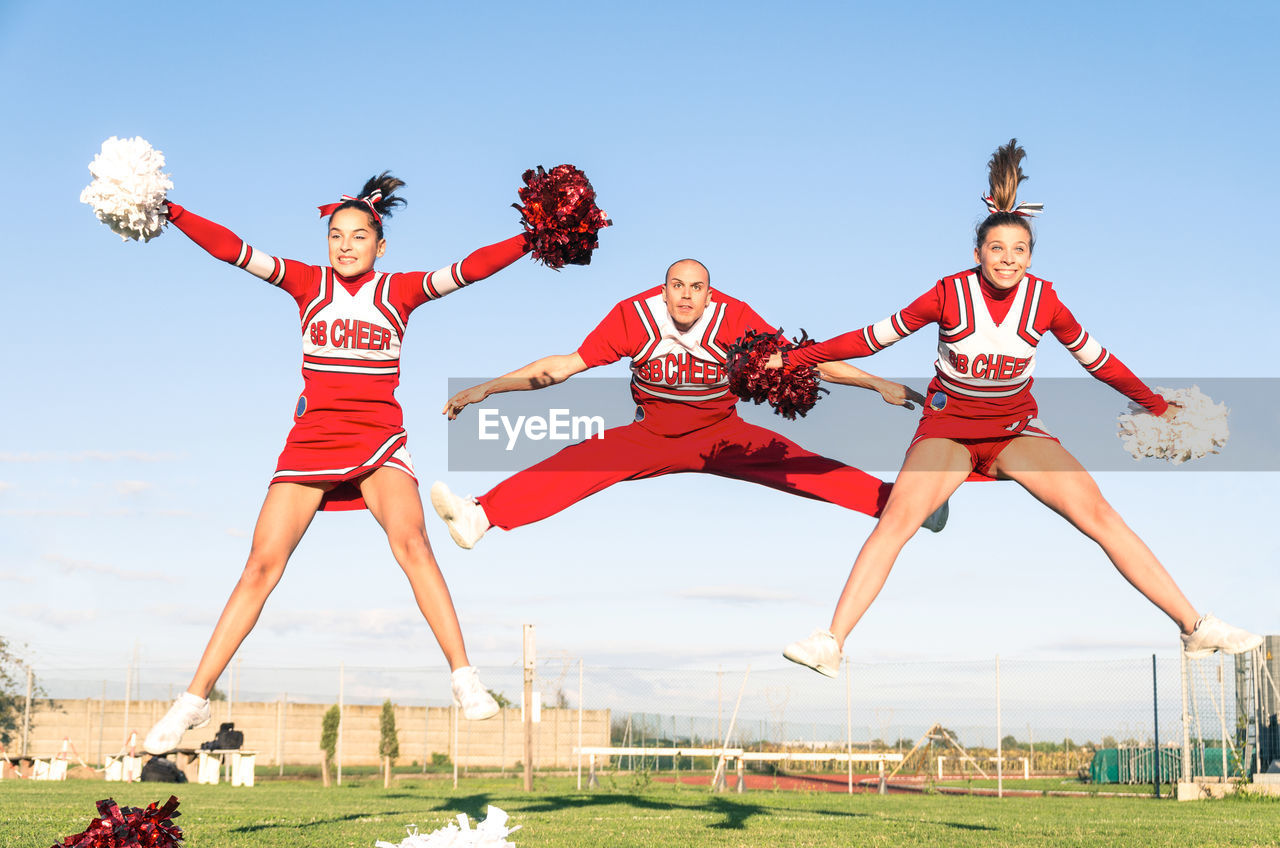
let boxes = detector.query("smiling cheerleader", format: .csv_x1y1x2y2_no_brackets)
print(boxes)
775,140,1261,677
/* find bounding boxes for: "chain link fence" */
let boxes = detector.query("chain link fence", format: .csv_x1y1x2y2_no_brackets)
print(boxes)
15,648,1274,784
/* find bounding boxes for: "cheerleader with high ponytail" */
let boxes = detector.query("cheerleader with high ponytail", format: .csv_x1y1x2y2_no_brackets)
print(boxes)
123,169,539,752
775,140,1259,678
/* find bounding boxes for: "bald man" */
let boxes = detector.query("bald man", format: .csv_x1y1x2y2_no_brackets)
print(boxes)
431,259,945,547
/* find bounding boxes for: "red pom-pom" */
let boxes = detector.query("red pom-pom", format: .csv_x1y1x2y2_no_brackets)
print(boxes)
727,329,827,420
52,796,182,848
513,164,611,269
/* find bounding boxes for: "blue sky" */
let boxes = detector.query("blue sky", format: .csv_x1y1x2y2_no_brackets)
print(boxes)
1,1,1277,695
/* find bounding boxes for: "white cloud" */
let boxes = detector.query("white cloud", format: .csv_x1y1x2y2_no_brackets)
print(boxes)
0,481,14,492
115,480,152,496
671,585,804,605
43,554,177,583
258,608,424,640
0,571,34,584
9,603,102,627
142,605,219,629
0,450,180,463
225,527,248,538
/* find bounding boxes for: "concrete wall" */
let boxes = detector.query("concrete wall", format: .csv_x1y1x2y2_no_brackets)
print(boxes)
19,698,610,769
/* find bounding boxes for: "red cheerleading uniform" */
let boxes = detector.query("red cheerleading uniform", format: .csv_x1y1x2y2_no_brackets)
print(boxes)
477,286,890,530
167,203,528,510
786,268,1169,478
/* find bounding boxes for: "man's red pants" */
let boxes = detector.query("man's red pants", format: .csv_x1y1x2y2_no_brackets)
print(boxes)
478,414,890,530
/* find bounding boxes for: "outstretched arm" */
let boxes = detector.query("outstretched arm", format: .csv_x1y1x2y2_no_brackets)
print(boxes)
165,202,310,289
815,360,926,409
783,284,944,369
406,235,530,306
1049,300,1170,417
442,352,590,420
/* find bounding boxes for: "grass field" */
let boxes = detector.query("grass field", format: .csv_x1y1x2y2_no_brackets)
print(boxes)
6,776,1278,848
934,777,1176,795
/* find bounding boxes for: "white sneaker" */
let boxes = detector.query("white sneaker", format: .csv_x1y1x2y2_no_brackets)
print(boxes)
783,629,842,678
143,692,211,754
921,500,949,534
430,481,490,550
1181,613,1263,658
451,666,500,721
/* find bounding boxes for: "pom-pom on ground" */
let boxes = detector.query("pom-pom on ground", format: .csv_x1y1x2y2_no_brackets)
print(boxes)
80,136,174,242
727,329,827,420
375,805,520,847
1117,385,1228,465
51,796,182,848
513,165,610,269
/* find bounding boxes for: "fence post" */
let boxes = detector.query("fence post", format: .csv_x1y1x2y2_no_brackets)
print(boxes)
523,624,535,792
577,658,584,791
1218,653,1229,781
97,681,106,767
995,655,1003,799
21,665,33,758
1152,654,1161,797
845,655,853,795
337,663,344,786
1180,651,1191,784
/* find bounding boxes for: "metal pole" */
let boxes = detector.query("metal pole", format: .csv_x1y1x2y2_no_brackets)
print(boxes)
717,668,723,746
996,655,1003,798
279,693,287,777
1180,650,1191,783
1255,647,1264,776
1152,654,1162,798
21,665,33,758
845,656,853,794
122,662,132,751
577,658,584,791
97,681,106,767
523,625,535,792
337,663,344,786
1218,653,1230,782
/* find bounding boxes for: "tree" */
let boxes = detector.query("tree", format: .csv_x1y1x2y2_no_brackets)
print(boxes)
0,637,35,748
379,700,399,787
935,726,962,746
320,705,340,787
488,689,512,709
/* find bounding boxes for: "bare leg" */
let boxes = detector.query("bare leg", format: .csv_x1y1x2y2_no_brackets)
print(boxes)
829,439,972,642
360,467,470,670
991,437,1199,633
186,481,327,697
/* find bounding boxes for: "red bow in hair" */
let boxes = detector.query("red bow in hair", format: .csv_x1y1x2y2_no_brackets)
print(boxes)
318,190,383,224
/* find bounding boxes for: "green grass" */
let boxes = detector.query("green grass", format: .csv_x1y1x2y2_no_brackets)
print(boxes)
5,776,1279,847
935,777,1176,795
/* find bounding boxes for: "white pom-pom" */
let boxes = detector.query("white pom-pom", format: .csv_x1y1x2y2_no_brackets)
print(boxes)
374,806,521,847
1117,385,1228,465
80,136,174,242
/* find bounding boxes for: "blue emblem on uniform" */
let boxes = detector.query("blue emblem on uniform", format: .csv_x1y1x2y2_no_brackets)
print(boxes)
296,395,308,417
634,406,645,422
929,392,947,411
